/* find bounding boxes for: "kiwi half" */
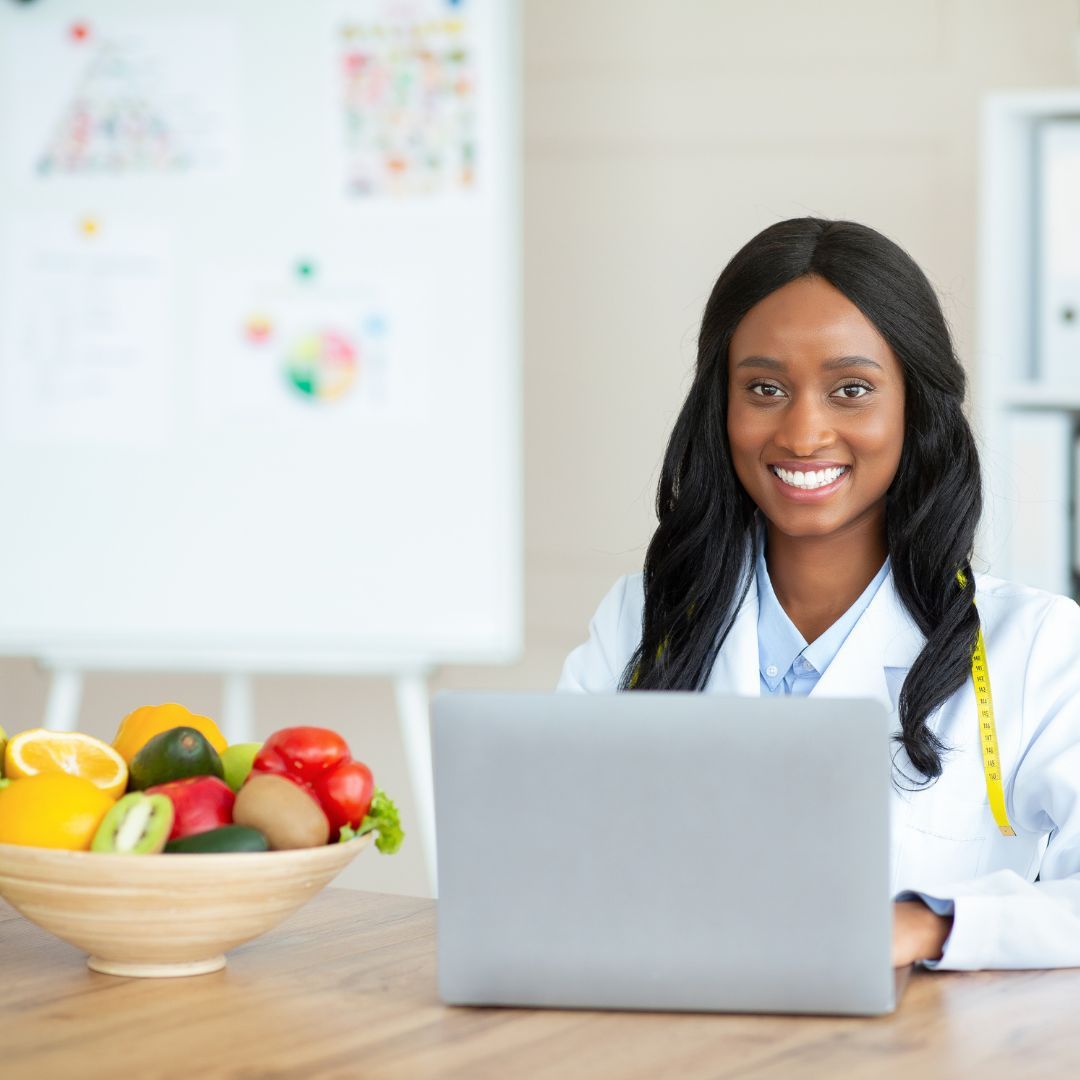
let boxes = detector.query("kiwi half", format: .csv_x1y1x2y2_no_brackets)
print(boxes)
91,792,175,854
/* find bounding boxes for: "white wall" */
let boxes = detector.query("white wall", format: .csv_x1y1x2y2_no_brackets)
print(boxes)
2,0,1078,898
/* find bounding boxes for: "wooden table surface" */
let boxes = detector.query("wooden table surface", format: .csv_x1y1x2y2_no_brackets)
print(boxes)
3,887,1079,1079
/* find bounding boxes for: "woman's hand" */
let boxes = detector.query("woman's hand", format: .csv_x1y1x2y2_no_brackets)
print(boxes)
892,899,953,967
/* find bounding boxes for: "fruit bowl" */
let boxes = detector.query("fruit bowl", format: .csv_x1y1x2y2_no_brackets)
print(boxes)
0,833,373,978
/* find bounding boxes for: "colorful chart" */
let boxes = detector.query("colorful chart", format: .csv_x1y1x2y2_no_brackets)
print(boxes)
34,19,232,176
338,1,477,197
282,329,359,401
237,282,391,418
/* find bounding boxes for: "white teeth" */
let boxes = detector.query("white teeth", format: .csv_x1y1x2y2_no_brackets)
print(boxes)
771,465,847,490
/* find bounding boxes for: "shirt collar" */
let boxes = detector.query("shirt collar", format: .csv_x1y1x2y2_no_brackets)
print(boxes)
755,530,807,691
753,518,891,690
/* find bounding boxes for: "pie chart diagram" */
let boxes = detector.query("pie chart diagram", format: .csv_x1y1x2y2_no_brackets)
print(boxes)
283,328,358,401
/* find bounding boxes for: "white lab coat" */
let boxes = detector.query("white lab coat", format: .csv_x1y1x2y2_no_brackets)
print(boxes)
556,565,1080,971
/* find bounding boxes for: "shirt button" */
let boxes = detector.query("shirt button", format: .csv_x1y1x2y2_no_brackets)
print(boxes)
766,665,779,678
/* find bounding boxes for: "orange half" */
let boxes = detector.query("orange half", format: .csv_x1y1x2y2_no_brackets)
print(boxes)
4,729,128,799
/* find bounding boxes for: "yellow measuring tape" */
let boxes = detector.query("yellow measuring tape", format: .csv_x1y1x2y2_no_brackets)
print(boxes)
957,569,1015,837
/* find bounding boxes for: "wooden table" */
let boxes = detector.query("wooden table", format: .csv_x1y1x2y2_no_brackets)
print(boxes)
3,887,1079,1079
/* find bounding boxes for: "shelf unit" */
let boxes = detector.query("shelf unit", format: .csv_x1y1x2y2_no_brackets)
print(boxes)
976,91,1080,600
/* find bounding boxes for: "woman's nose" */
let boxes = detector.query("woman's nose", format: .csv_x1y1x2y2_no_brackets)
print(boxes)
774,394,836,457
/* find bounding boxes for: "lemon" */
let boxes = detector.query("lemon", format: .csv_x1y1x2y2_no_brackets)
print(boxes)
4,729,128,799
112,703,227,765
0,774,116,850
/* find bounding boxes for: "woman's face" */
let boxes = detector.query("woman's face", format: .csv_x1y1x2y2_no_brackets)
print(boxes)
726,274,906,540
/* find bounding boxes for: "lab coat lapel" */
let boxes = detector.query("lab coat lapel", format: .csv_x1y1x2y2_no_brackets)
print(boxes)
703,577,761,696
808,570,925,718
809,569,929,895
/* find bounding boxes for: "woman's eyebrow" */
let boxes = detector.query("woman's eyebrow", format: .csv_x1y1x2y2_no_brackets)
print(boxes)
821,355,885,372
733,354,884,372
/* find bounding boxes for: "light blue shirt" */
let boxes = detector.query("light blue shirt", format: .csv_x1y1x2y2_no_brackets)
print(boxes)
755,525,891,697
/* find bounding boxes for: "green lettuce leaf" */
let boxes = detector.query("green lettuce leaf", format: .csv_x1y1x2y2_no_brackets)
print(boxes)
338,788,403,854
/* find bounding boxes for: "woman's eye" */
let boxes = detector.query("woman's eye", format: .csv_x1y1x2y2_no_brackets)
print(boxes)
836,383,872,399
749,382,784,398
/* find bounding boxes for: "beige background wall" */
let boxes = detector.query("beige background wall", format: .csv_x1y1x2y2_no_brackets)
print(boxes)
2,1,1078,897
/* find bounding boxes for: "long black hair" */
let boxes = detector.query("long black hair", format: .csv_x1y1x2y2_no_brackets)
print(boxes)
619,217,982,789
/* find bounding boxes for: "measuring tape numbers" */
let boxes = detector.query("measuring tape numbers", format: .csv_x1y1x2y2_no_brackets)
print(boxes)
957,569,1015,837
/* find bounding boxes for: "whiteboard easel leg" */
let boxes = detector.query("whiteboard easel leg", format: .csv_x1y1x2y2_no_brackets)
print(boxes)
43,668,84,732
394,672,437,897
222,673,255,745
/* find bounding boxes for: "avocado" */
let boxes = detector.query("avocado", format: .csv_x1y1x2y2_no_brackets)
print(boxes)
129,726,225,790
164,824,270,853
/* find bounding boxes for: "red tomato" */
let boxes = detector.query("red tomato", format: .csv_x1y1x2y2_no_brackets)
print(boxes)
252,727,350,786
312,759,375,835
146,776,235,841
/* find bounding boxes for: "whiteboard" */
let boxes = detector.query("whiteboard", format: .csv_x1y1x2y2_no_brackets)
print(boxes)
0,0,522,672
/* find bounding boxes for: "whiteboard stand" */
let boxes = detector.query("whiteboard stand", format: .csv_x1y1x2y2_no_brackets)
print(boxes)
38,666,259,740
394,670,438,897
222,672,255,744
42,666,84,733
35,661,439,898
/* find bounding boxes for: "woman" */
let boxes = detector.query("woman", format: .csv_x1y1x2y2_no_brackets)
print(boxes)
557,217,1080,971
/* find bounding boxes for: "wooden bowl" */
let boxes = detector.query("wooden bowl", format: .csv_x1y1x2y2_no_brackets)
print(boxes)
0,834,374,978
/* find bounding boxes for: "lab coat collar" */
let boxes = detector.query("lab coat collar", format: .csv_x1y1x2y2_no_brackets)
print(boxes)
810,569,925,711
703,555,926,716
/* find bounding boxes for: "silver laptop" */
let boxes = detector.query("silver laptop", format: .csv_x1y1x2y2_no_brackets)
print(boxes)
433,690,911,1017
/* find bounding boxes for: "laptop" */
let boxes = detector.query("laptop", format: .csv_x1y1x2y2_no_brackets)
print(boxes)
432,690,912,1017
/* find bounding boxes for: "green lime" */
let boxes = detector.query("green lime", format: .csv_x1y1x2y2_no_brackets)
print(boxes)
220,742,262,793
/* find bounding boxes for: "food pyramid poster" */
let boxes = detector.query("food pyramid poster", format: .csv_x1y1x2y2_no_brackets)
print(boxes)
28,17,235,177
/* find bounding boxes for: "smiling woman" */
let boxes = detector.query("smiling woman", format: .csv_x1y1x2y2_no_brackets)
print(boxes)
624,219,980,789
557,217,1080,973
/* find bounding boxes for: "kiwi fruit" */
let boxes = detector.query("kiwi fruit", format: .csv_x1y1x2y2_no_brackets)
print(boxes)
91,792,175,854
232,773,330,850
129,726,225,790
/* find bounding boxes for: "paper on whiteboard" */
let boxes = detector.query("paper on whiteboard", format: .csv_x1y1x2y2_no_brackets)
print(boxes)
194,264,425,438
0,215,174,447
332,0,478,198
1,14,238,179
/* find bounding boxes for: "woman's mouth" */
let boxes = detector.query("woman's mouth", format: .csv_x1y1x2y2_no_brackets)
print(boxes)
768,464,851,501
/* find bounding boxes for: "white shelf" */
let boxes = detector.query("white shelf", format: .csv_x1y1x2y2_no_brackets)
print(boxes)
1003,384,1080,410
977,91,1080,598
